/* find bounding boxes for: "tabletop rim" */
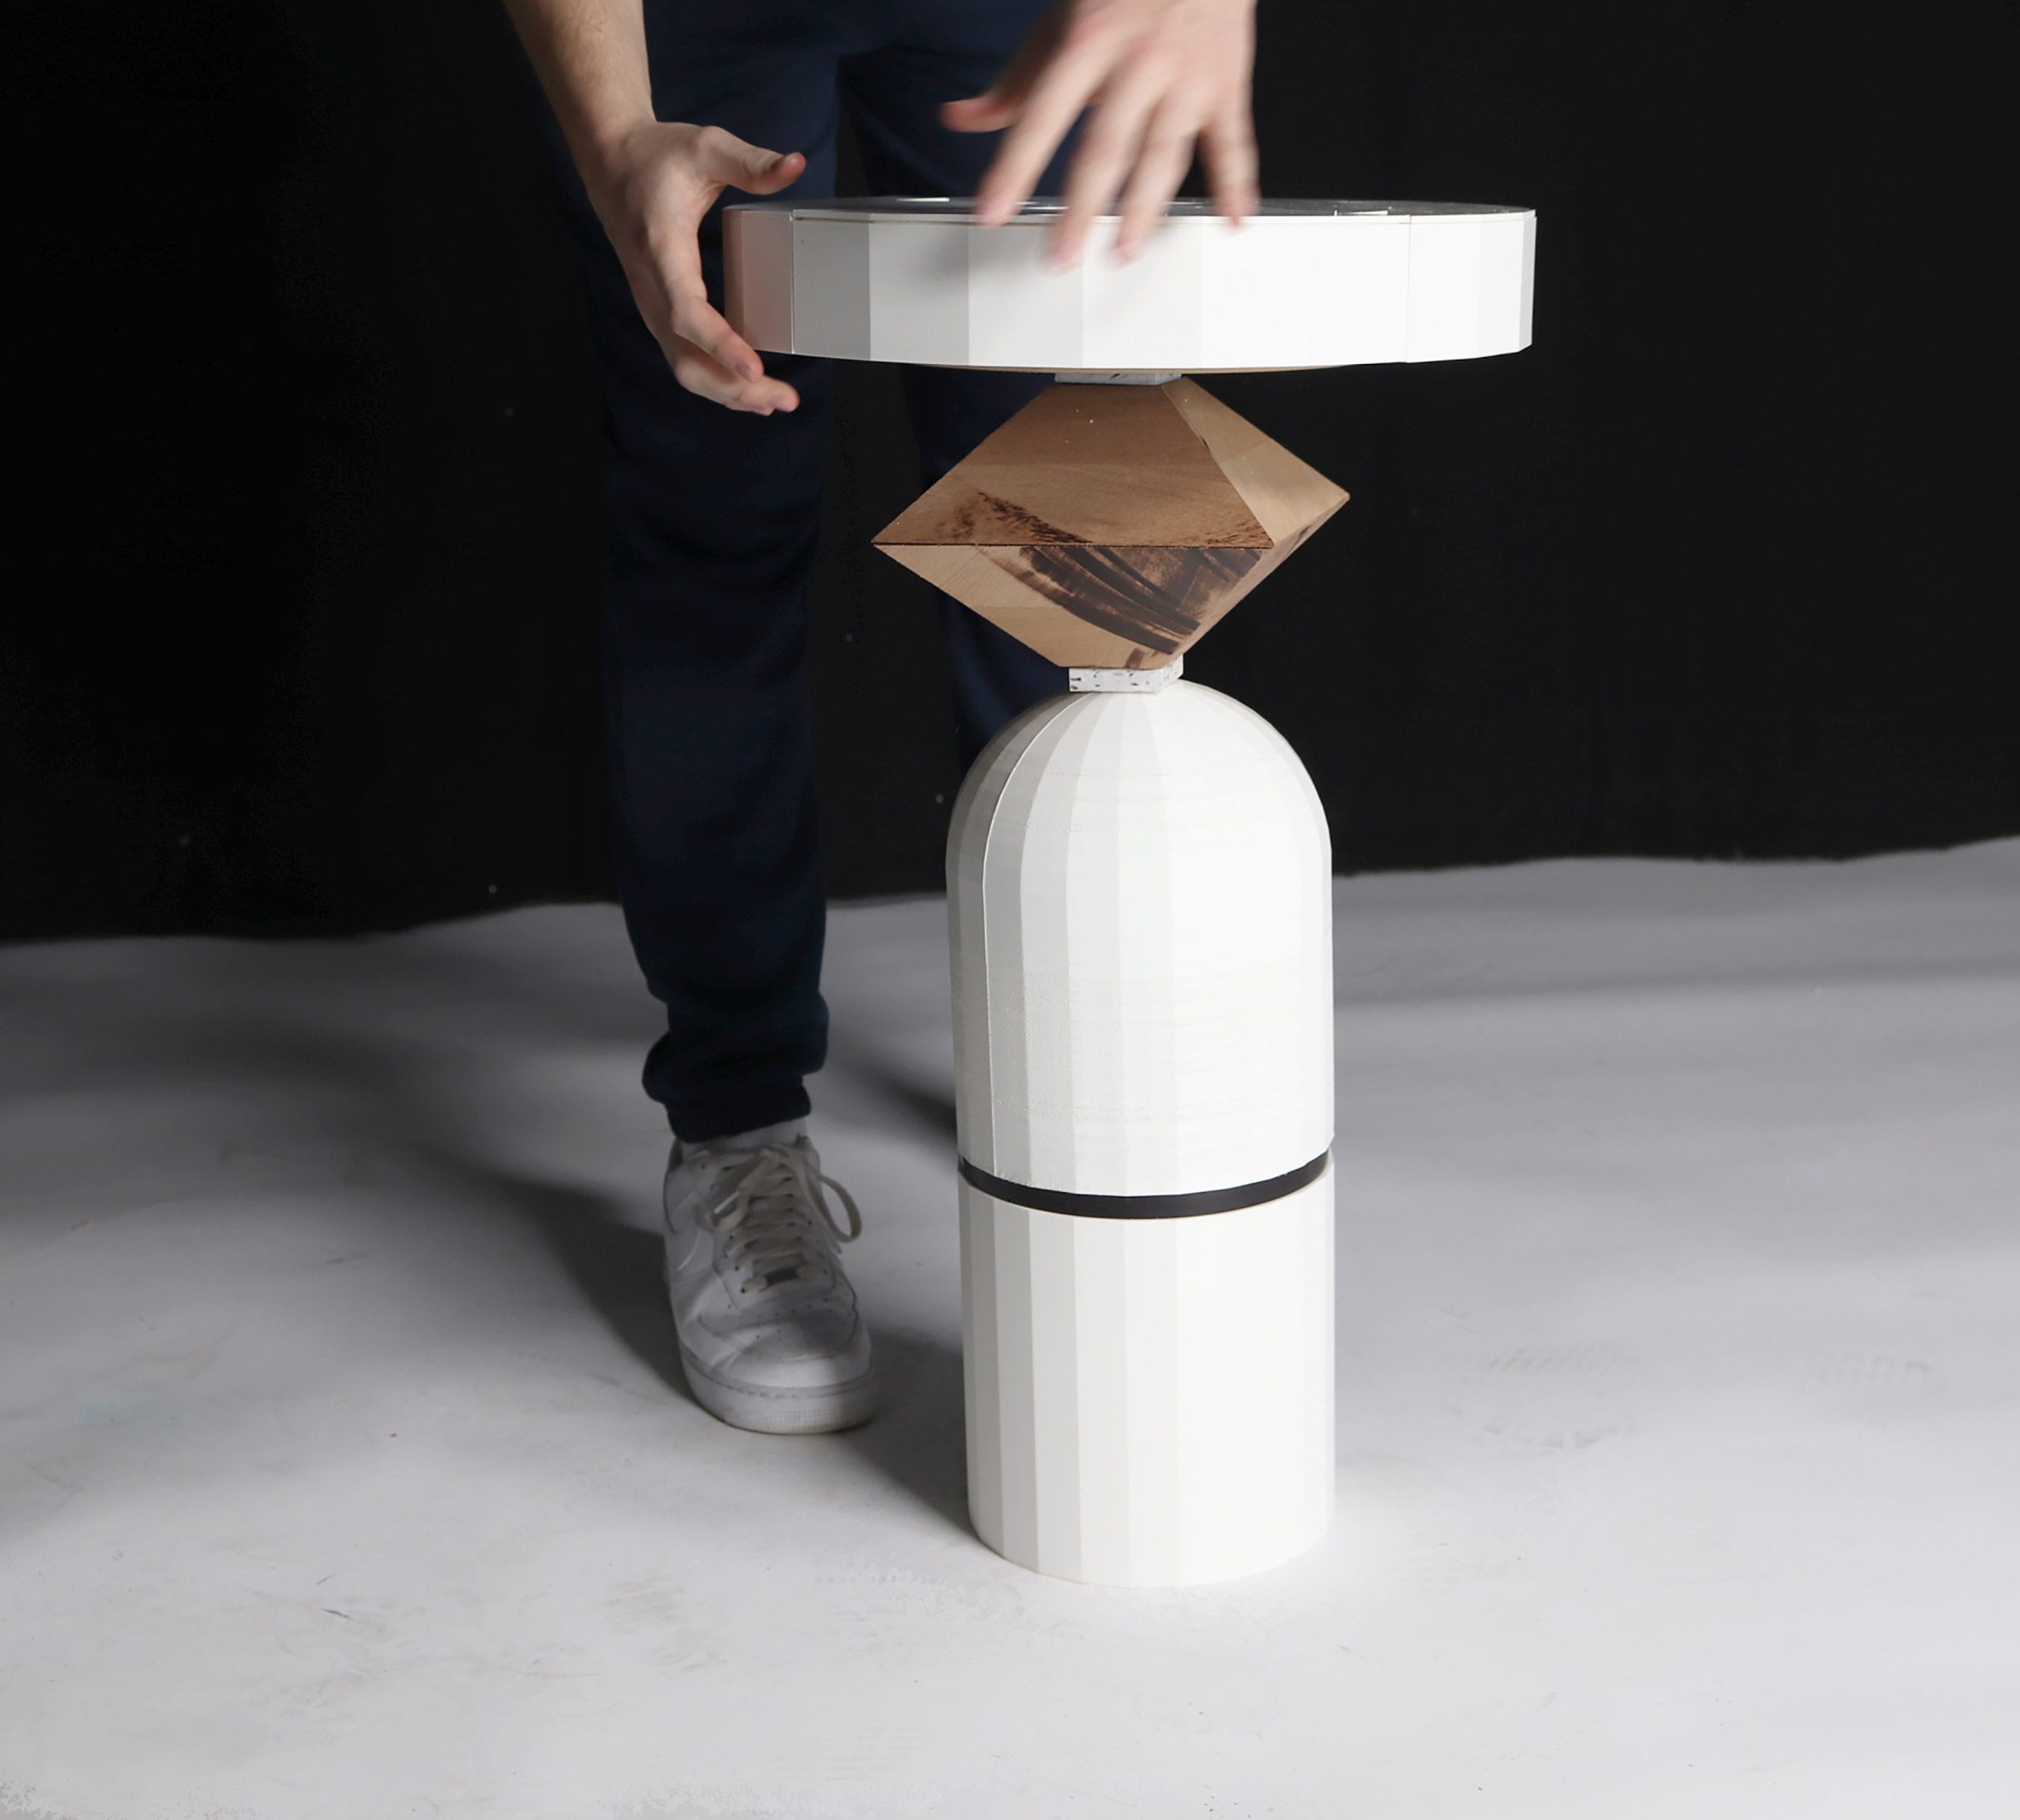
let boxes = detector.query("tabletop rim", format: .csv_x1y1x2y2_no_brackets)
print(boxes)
725,196,1535,226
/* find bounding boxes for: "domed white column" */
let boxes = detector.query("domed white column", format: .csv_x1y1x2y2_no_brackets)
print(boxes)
949,670,1335,1585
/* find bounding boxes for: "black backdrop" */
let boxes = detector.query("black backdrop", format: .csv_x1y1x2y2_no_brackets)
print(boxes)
6,1,2010,941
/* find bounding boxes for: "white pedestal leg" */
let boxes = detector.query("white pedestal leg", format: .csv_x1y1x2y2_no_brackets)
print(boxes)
948,680,1336,1585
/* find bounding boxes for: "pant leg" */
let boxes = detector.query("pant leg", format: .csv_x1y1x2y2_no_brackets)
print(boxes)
529,11,865,1141
842,5,1080,766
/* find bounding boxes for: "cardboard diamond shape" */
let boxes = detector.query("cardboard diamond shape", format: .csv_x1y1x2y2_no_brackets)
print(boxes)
875,379,1348,670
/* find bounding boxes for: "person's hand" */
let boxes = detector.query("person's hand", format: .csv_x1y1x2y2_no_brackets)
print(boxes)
582,121,806,414
942,0,1259,270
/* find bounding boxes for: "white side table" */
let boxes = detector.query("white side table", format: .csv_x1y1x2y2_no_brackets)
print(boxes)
726,197,1536,1585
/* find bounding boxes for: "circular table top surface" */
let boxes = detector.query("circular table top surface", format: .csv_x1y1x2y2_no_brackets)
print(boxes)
724,196,1535,373
735,196,1529,222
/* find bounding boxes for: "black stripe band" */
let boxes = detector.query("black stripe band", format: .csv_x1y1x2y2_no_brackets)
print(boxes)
956,1151,1329,1220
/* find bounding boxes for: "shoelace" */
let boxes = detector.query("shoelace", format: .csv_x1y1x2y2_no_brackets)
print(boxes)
702,1142,863,1294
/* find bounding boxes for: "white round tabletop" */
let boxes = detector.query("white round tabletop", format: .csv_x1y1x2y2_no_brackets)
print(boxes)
724,197,1534,374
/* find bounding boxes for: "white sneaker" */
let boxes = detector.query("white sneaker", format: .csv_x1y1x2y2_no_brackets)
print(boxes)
661,1120,878,1434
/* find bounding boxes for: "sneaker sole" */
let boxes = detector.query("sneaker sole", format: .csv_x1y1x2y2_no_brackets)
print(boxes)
677,1344,881,1435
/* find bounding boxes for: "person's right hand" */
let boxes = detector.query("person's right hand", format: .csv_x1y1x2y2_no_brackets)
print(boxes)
583,121,806,414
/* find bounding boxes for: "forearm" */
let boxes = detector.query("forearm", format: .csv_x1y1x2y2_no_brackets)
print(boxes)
501,0,655,180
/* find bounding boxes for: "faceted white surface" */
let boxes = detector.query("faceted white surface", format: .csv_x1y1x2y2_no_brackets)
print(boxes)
3,842,2018,1819
963,1171,1335,1587
725,198,1535,372
948,683,1335,1584
949,683,1334,1197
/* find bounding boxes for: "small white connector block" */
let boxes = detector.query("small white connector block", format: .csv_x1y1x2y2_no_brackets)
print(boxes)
1068,658,1184,693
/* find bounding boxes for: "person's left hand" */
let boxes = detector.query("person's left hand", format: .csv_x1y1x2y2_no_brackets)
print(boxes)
942,0,1260,270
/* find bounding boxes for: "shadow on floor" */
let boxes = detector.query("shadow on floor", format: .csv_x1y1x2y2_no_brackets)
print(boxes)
834,1327,972,1531
18,941,982,1537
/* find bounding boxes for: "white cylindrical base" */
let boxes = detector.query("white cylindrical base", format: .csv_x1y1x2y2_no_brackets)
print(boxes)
948,680,1336,1586
961,1170,1335,1587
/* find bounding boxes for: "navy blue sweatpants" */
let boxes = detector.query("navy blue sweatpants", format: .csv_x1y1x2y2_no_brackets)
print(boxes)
534,2,1073,1142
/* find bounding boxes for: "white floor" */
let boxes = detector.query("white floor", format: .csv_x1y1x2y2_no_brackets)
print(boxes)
3,844,2017,1820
